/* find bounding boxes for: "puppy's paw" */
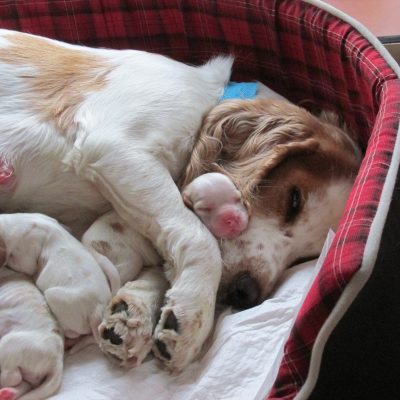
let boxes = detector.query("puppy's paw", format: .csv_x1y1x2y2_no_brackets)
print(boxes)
97,293,153,368
152,290,215,373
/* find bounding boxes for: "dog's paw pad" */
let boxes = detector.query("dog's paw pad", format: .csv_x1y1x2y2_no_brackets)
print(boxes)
111,300,128,314
155,339,171,360
98,296,153,368
101,326,123,345
0,388,17,400
153,293,215,373
152,307,183,368
163,310,179,332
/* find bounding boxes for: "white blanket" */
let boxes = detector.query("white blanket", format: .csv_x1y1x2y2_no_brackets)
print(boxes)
50,232,334,400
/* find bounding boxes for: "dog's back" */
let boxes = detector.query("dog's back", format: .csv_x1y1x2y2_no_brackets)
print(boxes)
0,29,232,237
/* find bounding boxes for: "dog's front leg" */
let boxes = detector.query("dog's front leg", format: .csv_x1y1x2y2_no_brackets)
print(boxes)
77,153,223,372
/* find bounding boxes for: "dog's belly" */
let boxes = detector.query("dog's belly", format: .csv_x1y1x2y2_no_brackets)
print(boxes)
0,158,110,237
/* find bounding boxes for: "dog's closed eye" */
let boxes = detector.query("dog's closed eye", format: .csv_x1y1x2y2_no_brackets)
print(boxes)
285,186,302,223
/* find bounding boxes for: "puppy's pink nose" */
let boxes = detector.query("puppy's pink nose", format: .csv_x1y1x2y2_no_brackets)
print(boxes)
215,210,248,239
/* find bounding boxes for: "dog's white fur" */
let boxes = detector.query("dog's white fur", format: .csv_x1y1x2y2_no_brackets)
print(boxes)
0,29,231,372
0,267,63,400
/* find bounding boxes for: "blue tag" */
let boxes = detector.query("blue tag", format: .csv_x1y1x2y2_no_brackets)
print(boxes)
220,82,259,101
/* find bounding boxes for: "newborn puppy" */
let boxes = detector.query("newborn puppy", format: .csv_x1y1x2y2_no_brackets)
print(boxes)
182,173,249,239
0,213,120,345
0,267,63,400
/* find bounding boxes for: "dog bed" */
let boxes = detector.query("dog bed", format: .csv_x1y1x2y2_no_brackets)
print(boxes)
1,1,399,399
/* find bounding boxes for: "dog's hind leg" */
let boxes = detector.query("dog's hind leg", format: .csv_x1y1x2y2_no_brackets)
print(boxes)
82,210,160,287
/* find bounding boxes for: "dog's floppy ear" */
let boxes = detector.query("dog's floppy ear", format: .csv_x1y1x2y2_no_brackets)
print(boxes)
181,99,318,189
240,137,320,199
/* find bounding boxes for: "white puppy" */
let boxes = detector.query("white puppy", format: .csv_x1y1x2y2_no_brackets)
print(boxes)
182,172,249,239
0,213,119,344
0,267,63,400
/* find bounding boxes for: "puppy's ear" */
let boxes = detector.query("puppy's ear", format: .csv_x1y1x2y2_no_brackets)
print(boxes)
182,191,193,209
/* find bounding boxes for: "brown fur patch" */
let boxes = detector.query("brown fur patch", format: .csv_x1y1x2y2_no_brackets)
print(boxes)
181,99,360,216
109,222,125,234
91,240,112,256
0,32,111,133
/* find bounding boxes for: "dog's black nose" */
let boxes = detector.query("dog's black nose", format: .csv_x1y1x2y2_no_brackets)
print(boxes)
226,273,260,309
101,327,123,345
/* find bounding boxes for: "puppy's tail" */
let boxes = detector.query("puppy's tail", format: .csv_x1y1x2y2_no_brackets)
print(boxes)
90,249,121,296
18,358,63,400
199,55,233,88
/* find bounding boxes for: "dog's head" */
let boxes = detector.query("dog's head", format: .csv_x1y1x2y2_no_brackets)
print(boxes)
182,99,361,309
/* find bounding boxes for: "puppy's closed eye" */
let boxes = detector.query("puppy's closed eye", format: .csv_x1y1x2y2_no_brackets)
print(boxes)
196,206,212,213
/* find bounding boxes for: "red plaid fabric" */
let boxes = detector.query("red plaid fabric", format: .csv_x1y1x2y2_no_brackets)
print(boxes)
0,1,399,398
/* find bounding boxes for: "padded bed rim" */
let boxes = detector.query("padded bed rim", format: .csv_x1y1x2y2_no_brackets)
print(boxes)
285,1,400,399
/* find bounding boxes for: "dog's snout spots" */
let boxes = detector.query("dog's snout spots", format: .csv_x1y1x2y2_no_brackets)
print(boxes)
164,311,179,332
101,327,123,345
155,340,171,360
111,300,128,314
227,272,260,310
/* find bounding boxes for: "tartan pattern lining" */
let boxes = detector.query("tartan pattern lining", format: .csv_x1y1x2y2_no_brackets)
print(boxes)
0,1,399,398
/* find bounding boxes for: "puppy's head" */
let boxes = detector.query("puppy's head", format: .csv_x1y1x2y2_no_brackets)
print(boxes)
183,99,361,308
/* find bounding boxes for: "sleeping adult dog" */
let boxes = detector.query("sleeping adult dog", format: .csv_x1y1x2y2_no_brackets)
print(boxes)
0,29,361,373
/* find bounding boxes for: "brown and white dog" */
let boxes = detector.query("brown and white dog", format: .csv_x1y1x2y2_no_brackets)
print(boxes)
94,99,361,368
0,28,361,374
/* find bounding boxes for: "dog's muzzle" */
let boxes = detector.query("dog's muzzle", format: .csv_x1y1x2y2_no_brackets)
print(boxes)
226,272,261,309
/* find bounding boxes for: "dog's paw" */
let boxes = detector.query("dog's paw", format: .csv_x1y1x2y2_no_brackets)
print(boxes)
97,293,153,368
152,290,215,373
